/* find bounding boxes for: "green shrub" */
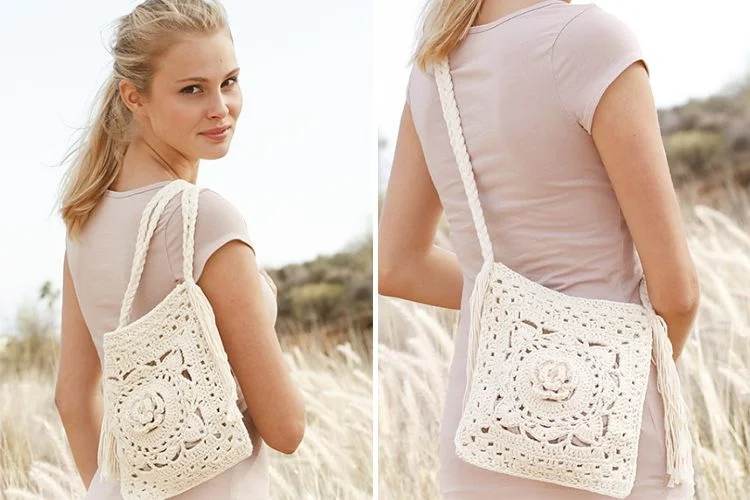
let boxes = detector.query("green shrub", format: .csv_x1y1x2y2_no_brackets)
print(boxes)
290,282,347,325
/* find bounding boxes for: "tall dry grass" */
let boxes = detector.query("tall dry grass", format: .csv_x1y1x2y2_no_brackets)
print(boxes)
379,189,750,499
0,323,372,499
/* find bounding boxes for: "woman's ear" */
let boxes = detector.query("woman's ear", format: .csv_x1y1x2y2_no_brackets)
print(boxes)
119,80,146,118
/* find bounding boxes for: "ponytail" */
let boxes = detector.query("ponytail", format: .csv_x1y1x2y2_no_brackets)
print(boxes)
58,75,131,240
412,0,484,72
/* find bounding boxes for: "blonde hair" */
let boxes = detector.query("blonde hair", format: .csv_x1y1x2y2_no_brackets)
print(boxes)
58,0,231,240
412,0,484,72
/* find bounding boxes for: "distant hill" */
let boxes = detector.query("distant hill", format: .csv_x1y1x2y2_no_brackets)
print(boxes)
659,72,750,199
265,237,372,335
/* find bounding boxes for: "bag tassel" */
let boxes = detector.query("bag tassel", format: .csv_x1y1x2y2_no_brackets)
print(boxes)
640,279,695,489
97,396,120,480
463,259,493,411
186,280,241,418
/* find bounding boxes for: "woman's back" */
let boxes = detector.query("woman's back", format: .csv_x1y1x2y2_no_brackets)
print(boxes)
408,0,647,304
405,1,693,497
65,181,274,499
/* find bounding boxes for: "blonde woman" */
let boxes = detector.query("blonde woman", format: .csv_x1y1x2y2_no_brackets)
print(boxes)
379,0,698,498
55,1,305,498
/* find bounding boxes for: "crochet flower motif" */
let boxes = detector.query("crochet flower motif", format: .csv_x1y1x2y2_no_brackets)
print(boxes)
127,389,166,434
532,358,574,401
492,349,612,446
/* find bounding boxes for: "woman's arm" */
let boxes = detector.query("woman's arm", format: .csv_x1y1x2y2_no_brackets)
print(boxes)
198,241,305,454
55,252,103,490
378,103,464,310
591,61,700,361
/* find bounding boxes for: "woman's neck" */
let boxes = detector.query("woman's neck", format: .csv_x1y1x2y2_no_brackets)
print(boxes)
474,0,565,27
112,137,198,192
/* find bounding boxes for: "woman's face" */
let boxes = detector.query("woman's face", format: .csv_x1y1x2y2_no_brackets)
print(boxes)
137,31,242,162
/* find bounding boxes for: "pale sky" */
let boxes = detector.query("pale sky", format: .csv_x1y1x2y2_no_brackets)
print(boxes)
376,0,750,183
0,1,373,324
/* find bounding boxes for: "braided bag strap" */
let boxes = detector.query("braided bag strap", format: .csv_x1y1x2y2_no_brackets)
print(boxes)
433,58,494,264
118,179,192,328
180,182,200,282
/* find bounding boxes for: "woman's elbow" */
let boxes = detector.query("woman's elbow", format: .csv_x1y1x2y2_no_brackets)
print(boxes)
677,283,700,314
652,273,701,316
55,380,101,424
54,387,85,416
54,391,68,414
265,416,306,455
378,247,408,297
378,262,398,296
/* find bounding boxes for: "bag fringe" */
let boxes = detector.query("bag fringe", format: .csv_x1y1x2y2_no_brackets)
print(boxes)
639,279,695,489
463,260,493,411
185,281,241,417
97,395,120,480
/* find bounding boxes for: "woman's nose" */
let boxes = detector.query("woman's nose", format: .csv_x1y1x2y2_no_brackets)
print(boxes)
207,91,230,119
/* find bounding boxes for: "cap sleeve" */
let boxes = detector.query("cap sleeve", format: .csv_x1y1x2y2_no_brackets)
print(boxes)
405,64,420,106
551,5,650,135
164,188,255,283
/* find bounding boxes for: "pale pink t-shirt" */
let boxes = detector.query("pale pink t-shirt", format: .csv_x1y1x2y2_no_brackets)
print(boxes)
65,180,275,499
407,1,691,498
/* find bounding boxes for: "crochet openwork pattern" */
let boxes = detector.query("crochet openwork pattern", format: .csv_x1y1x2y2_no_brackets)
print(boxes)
97,180,253,499
433,58,694,498
456,263,654,496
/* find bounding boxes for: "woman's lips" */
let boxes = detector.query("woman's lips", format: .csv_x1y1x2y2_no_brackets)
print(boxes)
201,125,231,141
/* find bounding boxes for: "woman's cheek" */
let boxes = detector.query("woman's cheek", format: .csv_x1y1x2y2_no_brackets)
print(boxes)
229,89,243,118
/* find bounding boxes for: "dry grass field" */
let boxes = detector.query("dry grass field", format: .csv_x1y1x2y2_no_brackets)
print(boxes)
0,321,373,499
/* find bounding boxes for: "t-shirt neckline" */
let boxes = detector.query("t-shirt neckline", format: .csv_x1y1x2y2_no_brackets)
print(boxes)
469,0,565,34
105,180,176,198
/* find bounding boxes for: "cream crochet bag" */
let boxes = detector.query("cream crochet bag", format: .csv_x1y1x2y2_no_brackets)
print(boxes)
433,58,694,498
97,179,254,499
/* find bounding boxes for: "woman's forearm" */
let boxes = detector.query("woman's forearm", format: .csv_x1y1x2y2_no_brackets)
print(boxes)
379,244,463,309
56,392,103,490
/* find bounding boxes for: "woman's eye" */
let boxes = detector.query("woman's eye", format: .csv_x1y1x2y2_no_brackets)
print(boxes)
180,85,201,95
222,77,238,88
180,77,237,95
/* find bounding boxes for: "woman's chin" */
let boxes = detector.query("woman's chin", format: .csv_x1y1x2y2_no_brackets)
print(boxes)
199,144,232,160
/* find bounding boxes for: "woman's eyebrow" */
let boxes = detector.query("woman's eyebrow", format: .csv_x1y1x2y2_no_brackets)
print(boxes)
176,67,240,83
